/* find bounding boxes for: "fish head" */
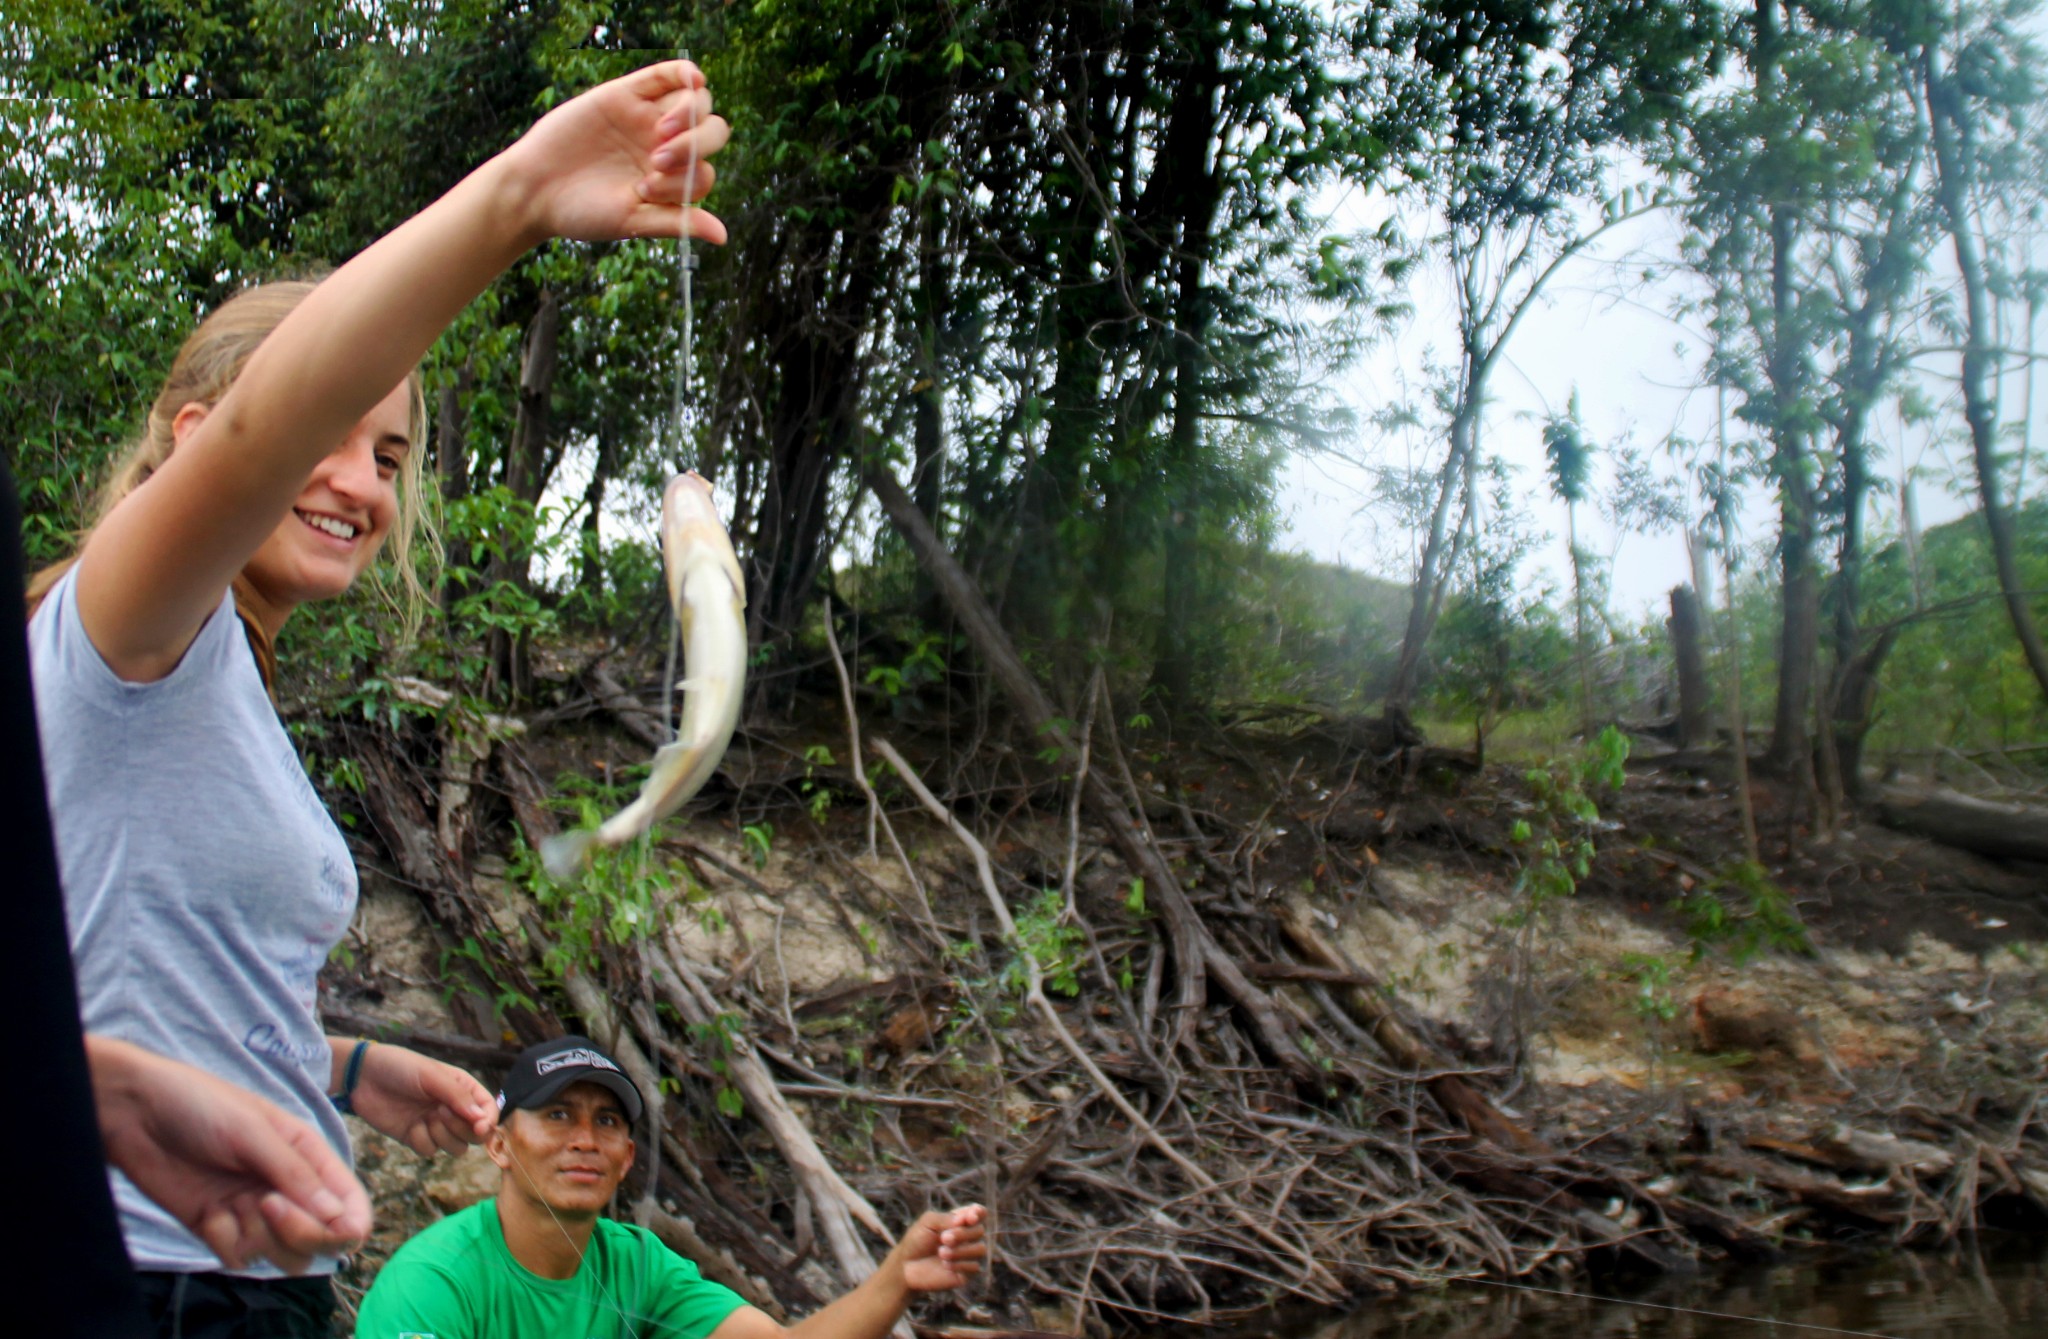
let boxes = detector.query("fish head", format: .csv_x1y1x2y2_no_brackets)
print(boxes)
661,472,747,611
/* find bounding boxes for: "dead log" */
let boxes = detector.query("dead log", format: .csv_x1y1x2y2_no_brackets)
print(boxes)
641,1204,788,1319
866,466,1312,1081
1678,1152,1909,1226
586,664,672,751
1749,1126,1955,1178
1437,1149,1692,1273
1271,904,1547,1156
1873,783,2048,863
1652,1193,1779,1262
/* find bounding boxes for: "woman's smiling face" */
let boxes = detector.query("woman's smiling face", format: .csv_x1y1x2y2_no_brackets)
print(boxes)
239,379,411,621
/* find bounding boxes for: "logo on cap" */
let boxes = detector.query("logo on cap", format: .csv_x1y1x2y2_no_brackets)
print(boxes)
534,1047,624,1077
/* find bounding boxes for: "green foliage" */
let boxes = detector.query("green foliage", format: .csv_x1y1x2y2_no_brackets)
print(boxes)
1860,503,2048,760
1507,726,1630,917
863,631,951,702
511,787,704,979
741,821,775,869
798,744,837,824
1006,889,1083,999
1679,861,1813,965
1426,459,1574,723
687,1009,748,1120
1616,952,1681,1024
7,0,2046,771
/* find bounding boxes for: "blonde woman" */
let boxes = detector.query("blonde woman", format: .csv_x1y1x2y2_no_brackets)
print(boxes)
28,60,729,1338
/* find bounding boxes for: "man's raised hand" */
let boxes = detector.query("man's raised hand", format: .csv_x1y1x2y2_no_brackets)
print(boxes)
898,1204,989,1293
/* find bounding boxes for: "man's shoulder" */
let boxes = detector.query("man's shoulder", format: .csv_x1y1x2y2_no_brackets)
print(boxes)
589,1215,669,1263
380,1200,499,1275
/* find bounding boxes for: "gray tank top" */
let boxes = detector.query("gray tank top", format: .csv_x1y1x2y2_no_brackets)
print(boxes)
29,565,357,1275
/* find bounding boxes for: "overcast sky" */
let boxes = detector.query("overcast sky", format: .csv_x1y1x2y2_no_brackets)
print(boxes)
1273,174,2025,623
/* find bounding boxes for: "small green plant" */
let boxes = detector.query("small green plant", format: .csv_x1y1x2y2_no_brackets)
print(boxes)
1006,888,1084,997
863,630,950,700
1679,860,1811,964
742,821,775,869
688,1011,748,1118
800,744,836,824
1617,951,1681,1022
1123,878,1148,917
509,794,698,980
1506,725,1629,921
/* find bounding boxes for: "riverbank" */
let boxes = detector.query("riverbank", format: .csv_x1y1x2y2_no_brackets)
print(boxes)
319,702,2048,1332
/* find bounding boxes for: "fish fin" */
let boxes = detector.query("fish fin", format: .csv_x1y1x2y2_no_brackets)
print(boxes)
540,830,596,882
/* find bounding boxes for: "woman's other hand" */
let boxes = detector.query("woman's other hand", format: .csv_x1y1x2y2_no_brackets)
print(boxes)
341,1041,497,1156
88,1036,372,1273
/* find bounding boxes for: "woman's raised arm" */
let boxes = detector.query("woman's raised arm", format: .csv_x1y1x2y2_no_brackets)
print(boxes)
74,60,729,680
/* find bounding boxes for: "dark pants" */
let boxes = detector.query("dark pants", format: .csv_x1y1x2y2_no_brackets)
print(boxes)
135,1273,336,1339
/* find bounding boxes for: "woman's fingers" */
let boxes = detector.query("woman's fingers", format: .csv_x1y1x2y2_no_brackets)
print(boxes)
653,87,716,151
197,1202,248,1271
625,57,708,104
252,1194,320,1275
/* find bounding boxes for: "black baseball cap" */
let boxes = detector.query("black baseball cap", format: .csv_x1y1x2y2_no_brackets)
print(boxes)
497,1035,645,1124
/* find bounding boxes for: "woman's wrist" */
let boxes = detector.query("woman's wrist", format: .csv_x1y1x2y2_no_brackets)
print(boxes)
472,143,556,255
329,1039,374,1114
83,1035,157,1139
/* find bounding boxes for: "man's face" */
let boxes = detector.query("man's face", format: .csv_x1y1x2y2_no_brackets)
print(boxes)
488,1080,636,1218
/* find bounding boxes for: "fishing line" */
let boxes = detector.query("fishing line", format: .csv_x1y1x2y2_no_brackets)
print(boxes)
499,1138,649,1339
665,48,702,482
661,47,704,757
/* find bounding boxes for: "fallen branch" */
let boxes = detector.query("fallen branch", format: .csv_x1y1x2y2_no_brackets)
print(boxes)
319,1007,519,1071
1873,782,2048,862
868,734,1342,1300
1272,903,1548,1156
645,946,899,1315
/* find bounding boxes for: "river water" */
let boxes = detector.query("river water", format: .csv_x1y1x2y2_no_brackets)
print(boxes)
1259,1238,2048,1339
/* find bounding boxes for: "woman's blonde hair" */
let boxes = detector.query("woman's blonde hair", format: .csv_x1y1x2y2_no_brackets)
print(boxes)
28,277,441,646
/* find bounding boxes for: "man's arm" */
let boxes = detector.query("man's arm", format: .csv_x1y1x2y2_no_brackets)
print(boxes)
708,1206,988,1339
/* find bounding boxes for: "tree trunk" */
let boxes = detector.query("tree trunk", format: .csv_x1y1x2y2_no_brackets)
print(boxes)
1925,46,2048,707
1388,397,1478,707
579,419,615,596
1147,1,1225,715
1669,584,1711,747
1874,783,2048,863
488,289,560,702
1007,23,1120,640
1568,504,1593,734
435,359,474,615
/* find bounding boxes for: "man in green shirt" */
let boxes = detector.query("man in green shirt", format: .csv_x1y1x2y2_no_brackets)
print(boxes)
356,1037,987,1339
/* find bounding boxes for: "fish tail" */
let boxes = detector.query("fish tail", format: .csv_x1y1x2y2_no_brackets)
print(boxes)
540,830,597,882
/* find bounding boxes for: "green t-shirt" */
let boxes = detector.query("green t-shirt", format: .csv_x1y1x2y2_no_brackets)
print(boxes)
355,1199,750,1339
